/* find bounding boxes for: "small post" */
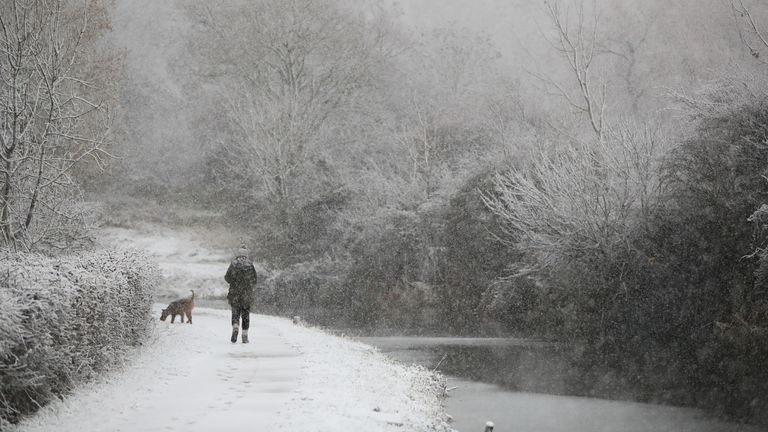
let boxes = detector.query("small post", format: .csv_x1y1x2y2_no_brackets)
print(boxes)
484,421,495,432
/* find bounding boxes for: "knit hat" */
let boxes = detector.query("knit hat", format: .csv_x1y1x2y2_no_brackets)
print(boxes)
236,244,249,258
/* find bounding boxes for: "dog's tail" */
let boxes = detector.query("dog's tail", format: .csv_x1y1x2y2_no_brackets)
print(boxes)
190,290,195,301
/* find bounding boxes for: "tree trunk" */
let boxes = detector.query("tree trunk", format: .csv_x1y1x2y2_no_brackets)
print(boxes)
25,147,46,230
1,153,13,244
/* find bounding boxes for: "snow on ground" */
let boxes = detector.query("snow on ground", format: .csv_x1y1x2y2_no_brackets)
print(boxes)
275,318,452,431
13,307,452,432
13,308,300,432
99,225,239,300
12,225,453,432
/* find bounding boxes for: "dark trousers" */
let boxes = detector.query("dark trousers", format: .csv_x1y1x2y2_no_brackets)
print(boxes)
231,306,250,330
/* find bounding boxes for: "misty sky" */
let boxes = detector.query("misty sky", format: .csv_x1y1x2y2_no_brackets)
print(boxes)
112,0,743,100
108,0,754,171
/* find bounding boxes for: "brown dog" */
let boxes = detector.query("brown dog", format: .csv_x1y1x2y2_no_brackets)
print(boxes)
160,290,195,324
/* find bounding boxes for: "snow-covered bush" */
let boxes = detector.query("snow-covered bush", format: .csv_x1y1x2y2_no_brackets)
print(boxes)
0,249,160,427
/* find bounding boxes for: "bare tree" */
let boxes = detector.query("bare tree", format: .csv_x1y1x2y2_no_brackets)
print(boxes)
186,0,393,206
602,20,652,115
729,0,768,62
482,122,667,272
393,97,441,201
540,0,607,140
0,0,117,250
388,26,506,202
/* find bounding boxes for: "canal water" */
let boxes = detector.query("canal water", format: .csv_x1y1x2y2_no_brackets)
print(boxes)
357,337,761,432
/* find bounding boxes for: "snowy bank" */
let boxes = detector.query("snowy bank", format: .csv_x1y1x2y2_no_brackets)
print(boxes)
12,308,454,432
266,314,454,431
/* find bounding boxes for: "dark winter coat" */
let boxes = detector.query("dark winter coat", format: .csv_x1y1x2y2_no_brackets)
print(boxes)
225,257,257,308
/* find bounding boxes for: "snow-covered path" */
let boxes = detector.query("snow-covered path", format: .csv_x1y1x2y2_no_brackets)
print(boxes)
17,309,301,432
12,225,452,432
15,308,451,432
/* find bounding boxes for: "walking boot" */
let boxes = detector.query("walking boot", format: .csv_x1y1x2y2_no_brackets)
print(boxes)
242,329,249,344
231,324,239,343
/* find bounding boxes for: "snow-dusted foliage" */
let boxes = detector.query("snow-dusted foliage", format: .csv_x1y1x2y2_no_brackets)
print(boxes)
0,248,160,427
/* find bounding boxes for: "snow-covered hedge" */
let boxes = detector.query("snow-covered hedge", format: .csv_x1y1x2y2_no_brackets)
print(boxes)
0,249,160,427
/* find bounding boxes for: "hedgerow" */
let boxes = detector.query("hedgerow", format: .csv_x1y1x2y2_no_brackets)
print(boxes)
0,248,159,427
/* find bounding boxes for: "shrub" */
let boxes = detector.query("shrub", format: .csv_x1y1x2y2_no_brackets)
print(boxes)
0,248,160,427
260,258,350,325
482,87,768,423
343,209,440,331
436,171,518,334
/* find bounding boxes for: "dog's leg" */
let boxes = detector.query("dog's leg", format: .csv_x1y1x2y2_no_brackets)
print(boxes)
186,310,193,324
180,313,185,324
171,314,176,324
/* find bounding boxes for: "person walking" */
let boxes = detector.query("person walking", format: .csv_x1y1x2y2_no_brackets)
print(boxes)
225,244,257,343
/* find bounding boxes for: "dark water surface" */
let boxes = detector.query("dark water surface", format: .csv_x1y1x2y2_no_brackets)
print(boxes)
357,337,761,432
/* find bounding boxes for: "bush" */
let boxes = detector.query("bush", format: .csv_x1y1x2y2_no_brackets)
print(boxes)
0,248,160,427
648,98,768,421
343,209,441,332
436,171,518,334
482,86,768,424
477,276,562,336
260,258,350,325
